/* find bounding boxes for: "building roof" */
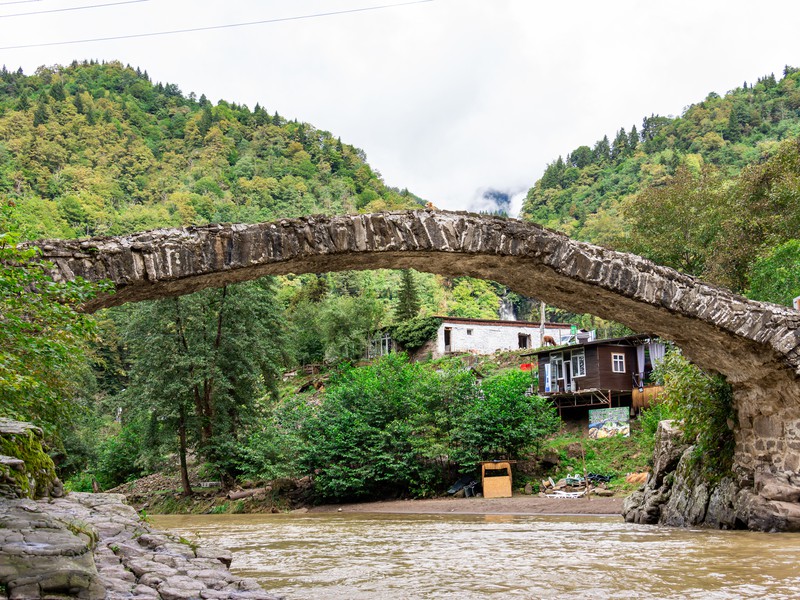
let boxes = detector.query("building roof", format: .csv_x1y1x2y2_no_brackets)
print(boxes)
435,316,573,329
521,333,658,357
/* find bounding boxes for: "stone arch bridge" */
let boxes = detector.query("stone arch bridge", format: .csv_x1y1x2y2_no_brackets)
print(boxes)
35,210,800,529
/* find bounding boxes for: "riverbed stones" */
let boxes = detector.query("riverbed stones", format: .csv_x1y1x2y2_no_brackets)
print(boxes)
0,493,282,599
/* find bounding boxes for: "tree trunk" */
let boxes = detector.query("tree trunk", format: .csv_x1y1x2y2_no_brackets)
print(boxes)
177,406,192,497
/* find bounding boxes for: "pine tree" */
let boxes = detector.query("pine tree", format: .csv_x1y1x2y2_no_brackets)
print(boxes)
394,269,421,322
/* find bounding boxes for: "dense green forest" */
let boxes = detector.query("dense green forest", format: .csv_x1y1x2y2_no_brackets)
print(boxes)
522,66,800,302
1,60,794,501
0,60,426,239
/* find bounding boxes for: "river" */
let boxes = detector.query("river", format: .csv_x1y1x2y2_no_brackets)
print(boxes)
154,513,800,599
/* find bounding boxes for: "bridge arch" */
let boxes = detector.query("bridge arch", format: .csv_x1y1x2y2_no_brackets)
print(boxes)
36,210,800,528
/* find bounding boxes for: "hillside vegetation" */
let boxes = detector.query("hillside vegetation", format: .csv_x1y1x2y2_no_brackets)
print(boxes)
0,60,422,241
521,67,800,301
0,60,792,504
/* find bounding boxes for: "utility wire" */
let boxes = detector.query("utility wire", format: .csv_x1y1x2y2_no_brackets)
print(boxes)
0,0,43,6
0,0,148,18
0,0,434,50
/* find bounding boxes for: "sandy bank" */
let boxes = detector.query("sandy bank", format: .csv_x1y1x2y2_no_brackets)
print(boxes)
309,495,624,516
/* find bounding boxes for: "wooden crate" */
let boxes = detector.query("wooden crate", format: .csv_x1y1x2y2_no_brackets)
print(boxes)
481,461,513,498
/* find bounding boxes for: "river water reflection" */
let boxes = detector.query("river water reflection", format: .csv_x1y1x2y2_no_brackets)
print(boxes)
154,513,800,599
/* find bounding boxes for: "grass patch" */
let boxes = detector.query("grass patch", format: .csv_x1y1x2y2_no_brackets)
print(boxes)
537,420,653,492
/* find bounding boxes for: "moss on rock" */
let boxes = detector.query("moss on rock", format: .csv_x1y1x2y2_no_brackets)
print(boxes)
0,418,58,499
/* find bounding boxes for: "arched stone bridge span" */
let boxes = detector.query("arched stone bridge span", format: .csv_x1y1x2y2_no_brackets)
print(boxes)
35,210,800,529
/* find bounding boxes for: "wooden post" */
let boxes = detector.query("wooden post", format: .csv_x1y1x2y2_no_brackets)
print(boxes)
539,300,546,343
580,441,590,501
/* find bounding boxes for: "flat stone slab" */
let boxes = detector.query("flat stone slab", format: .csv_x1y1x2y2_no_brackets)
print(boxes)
0,493,283,599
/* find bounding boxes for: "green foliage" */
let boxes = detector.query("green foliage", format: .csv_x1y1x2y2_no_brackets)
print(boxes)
652,350,735,478
622,164,723,276
394,269,421,321
300,354,480,501
638,402,677,439
450,370,559,467
64,471,95,493
112,277,289,486
0,61,423,242
389,316,442,352
316,295,384,362
0,215,110,435
747,239,800,305
95,422,146,489
448,278,501,319
521,67,800,296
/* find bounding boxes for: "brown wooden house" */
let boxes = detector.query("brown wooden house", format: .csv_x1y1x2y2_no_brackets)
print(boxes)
524,334,665,413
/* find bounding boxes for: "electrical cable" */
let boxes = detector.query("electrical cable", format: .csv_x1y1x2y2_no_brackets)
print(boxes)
0,0,434,50
0,0,149,19
0,0,43,6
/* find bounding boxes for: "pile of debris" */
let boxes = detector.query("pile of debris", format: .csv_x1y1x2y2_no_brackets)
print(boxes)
539,473,615,498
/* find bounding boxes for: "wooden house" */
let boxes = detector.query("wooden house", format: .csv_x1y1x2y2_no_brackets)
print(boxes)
524,334,665,414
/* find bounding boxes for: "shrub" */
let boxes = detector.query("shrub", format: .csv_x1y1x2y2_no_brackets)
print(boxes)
450,370,559,468
652,349,735,478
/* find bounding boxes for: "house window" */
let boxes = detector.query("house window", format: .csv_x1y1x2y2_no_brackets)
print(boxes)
466,329,473,335
612,353,625,373
551,353,564,381
518,333,531,349
571,349,586,377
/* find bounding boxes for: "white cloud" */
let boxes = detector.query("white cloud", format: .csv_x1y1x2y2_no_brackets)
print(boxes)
2,0,799,211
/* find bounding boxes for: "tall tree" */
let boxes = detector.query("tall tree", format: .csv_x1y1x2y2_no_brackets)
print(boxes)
395,269,421,322
117,278,288,490
621,164,723,276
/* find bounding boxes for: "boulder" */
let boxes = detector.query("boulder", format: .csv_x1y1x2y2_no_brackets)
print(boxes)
0,418,61,500
650,420,688,488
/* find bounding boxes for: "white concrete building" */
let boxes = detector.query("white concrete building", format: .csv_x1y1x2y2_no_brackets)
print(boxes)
432,317,574,358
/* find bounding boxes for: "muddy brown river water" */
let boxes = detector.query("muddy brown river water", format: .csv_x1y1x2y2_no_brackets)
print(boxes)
154,513,800,599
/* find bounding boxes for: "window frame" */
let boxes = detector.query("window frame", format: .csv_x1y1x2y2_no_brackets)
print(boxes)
571,349,586,378
611,352,626,373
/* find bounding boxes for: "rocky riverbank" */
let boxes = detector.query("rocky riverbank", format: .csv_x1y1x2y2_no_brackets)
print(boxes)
0,418,280,599
0,492,282,600
622,420,800,532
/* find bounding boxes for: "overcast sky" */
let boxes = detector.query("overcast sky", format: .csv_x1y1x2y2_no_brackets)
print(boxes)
3,0,800,214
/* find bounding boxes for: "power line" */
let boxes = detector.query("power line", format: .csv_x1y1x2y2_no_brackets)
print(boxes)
0,0,434,50
0,0,149,19
0,0,43,6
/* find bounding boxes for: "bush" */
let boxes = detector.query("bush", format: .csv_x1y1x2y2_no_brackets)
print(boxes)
450,370,559,468
389,317,442,352
95,423,146,489
652,349,735,478
300,353,474,501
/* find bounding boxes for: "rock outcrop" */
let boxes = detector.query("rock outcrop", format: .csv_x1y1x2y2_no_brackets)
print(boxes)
623,420,800,532
0,420,281,599
0,418,62,500
0,493,281,600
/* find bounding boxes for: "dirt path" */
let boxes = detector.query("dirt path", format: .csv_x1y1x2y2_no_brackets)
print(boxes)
309,495,624,516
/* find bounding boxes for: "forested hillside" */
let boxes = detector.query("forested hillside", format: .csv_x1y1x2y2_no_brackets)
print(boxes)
0,60,422,240
521,66,800,302
3,59,788,502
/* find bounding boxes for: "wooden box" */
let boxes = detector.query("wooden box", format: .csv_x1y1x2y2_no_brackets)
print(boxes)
481,461,513,499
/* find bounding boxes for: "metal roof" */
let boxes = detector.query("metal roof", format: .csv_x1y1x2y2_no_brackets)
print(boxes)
520,333,658,357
